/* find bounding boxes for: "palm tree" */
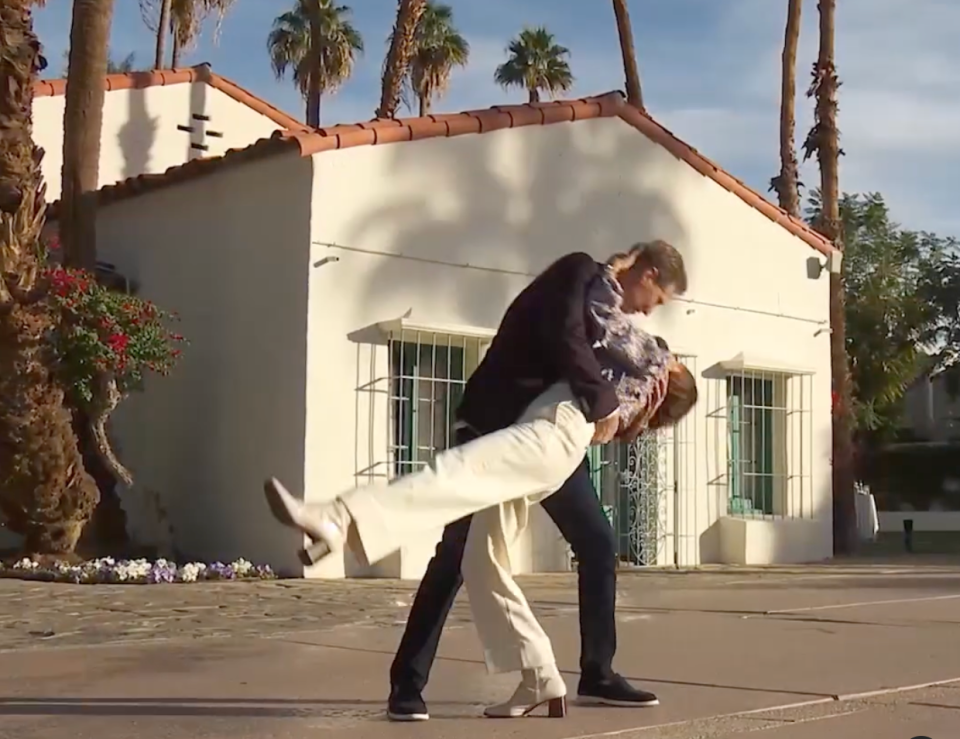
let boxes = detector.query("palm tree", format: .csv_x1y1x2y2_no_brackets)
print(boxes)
404,1,468,116
770,0,802,217
377,0,426,119
611,0,642,108
494,27,573,104
802,0,854,554
138,0,235,69
0,0,100,554
60,0,116,271
268,0,364,127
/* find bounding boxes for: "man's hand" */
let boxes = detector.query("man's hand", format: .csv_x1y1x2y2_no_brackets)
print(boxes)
592,407,620,445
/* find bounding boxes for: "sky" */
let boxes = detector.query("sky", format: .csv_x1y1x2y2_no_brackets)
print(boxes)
34,0,960,237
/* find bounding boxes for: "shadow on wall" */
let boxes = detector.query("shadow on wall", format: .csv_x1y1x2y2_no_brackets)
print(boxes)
118,89,159,181
343,115,691,322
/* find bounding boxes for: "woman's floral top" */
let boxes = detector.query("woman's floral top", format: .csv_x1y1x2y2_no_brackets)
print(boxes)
586,268,672,427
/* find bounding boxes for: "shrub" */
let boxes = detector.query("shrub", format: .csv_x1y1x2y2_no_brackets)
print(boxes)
45,265,185,410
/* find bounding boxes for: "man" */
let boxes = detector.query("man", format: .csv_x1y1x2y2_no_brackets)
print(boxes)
387,240,688,721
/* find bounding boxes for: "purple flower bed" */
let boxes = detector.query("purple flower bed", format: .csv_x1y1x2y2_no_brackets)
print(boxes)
0,557,275,584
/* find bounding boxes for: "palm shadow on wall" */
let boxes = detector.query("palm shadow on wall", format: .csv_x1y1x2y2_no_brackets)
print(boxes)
343,104,692,328
117,84,159,181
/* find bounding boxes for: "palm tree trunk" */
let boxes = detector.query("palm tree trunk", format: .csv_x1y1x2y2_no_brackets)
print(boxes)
0,0,100,555
305,90,321,128
612,0,643,109
528,88,540,103
772,0,802,217
170,23,181,67
418,94,428,117
60,0,116,271
813,0,855,555
154,0,170,69
306,3,322,128
377,0,426,119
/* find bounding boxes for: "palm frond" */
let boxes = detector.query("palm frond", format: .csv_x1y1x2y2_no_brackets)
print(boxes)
161,0,236,53
405,1,469,110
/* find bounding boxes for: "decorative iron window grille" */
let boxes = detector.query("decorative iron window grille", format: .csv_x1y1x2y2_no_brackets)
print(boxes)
722,369,813,519
387,329,489,477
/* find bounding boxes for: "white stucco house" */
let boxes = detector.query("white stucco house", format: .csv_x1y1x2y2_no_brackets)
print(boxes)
54,89,839,578
33,63,307,200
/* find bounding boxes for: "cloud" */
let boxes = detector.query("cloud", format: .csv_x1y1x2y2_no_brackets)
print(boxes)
639,0,960,235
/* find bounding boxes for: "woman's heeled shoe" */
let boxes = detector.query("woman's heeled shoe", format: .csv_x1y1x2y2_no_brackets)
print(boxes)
263,477,349,565
483,666,568,719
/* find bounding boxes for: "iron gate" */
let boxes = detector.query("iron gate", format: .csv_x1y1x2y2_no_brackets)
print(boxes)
586,355,698,567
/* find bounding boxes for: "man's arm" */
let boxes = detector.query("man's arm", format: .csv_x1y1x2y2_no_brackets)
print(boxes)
536,252,619,423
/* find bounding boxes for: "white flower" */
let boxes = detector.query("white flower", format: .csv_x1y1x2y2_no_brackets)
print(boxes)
231,558,253,576
113,559,151,582
178,563,203,583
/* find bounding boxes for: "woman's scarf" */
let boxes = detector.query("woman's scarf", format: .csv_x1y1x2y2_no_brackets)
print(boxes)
586,268,672,427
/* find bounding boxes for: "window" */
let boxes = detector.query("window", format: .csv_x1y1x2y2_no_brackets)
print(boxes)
388,329,489,477
726,372,789,517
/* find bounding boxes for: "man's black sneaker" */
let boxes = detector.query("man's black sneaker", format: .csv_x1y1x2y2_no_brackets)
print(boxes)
386,687,430,721
577,674,660,707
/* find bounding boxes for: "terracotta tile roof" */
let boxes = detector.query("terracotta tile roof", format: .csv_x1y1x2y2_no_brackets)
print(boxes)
34,63,310,133
49,90,836,255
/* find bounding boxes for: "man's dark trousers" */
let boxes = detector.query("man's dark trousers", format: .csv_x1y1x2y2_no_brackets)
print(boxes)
389,429,618,693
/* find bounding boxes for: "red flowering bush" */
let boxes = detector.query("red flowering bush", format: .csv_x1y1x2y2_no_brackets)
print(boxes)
45,265,186,409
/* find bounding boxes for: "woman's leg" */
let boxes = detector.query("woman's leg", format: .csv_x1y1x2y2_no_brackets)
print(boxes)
462,502,566,718
461,503,555,674
265,383,595,566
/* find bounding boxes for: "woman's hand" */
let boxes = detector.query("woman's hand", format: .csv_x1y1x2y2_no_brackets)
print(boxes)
618,373,669,442
592,407,621,444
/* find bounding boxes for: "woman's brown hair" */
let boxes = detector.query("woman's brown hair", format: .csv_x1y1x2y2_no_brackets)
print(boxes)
617,362,698,441
648,363,698,429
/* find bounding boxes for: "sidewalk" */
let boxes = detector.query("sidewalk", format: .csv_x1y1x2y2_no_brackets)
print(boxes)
2,564,959,738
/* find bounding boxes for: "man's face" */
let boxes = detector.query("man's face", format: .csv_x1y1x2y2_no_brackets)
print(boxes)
618,266,676,315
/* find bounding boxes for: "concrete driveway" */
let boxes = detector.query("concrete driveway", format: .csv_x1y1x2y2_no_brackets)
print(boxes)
2,562,959,738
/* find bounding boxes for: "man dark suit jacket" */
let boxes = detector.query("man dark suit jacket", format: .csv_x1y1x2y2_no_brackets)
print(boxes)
456,252,619,435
